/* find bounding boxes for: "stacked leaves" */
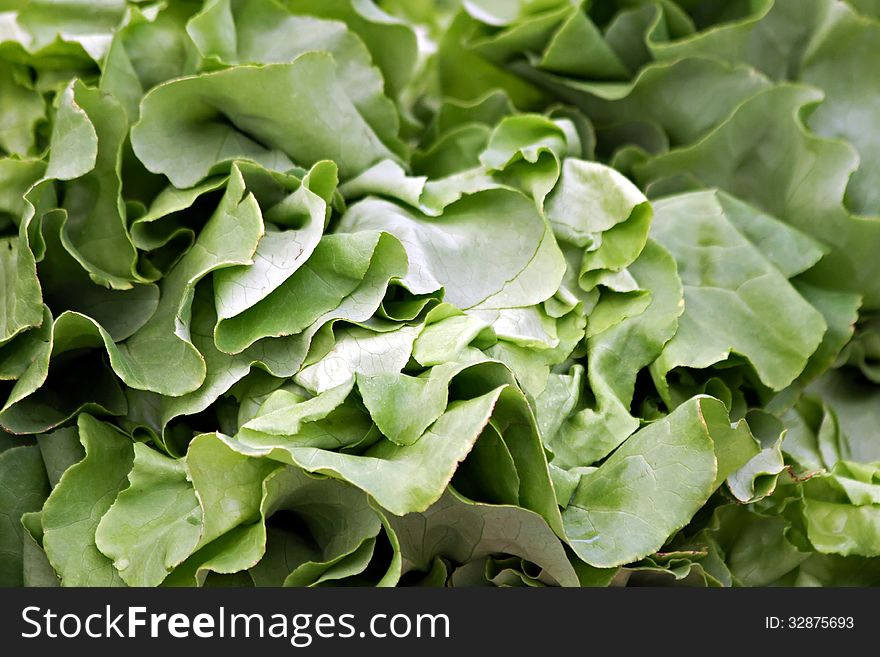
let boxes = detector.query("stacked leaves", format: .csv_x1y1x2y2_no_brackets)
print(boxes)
1,0,879,588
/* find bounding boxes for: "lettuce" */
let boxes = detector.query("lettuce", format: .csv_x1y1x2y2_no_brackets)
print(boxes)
1,0,878,587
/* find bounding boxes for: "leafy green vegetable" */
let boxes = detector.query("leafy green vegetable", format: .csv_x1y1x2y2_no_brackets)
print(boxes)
1,0,878,588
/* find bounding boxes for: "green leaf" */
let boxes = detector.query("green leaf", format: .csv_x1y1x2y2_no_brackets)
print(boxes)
548,240,682,467
802,1,880,217
726,411,785,502
806,369,880,465
42,415,133,586
564,396,743,568
538,9,629,80
132,53,399,188
284,0,418,99
221,386,504,515
699,504,810,586
35,426,83,488
648,0,824,81
38,210,159,341
803,499,880,557
339,189,565,310
214,231,403,355
125,230,406,448
99,3,201,121
0,233,44,346
0,61,45,155
634,84,880,308
47,81,144,289
21,511,60,587
95,443,202,586
96,433,276,586
545,159,649,256
249,466,381,586
0,311,127,435
387,489,578,587
213,161,336,321
356,364,456,446
114,164,263,395
16,0,127,59
650,190,827,394
187,0,402,151
238,380,372,451
295,324,420,394
0,445,50,585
